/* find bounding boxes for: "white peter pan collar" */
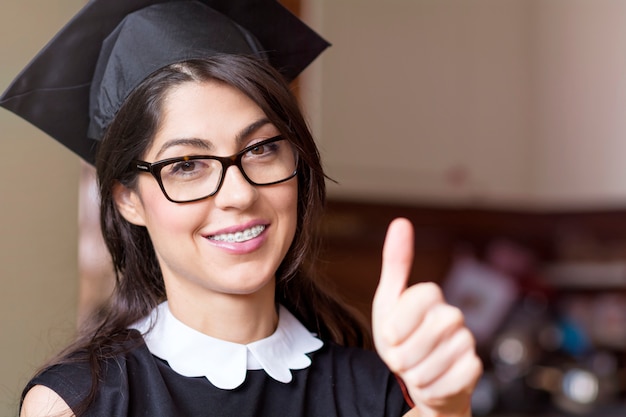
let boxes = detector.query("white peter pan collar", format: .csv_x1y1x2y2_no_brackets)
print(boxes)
130,302,324,390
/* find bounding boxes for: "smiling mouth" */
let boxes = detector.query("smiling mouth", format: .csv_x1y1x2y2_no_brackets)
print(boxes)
207,225,266,243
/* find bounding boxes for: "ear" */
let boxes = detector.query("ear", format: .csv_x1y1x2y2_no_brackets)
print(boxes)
113,182,147,226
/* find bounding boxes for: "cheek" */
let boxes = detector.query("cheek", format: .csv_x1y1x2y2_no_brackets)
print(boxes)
278,182,299,241
138,183,203,235
278,181,298,219
260,181,298,245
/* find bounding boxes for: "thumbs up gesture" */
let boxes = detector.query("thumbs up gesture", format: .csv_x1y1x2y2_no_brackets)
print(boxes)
372,218,482,417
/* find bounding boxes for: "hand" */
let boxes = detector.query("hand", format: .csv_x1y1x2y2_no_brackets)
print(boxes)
372,218,482,417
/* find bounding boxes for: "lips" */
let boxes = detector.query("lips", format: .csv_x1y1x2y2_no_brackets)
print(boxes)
207,224,266,243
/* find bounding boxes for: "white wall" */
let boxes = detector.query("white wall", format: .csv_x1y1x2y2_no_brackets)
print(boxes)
0,0,82,415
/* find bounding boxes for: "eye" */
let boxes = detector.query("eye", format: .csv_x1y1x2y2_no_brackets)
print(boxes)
165,158,215,180
246,141,280,157
250,145,264,155
171,160,198,173
178,161,196,172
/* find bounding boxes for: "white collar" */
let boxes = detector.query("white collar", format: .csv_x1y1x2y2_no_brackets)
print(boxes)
130,302,324,390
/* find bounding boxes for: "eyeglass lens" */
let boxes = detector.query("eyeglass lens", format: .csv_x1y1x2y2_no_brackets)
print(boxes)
159,138,297,202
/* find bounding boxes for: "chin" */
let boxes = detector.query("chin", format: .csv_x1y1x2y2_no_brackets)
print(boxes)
215,274,276,297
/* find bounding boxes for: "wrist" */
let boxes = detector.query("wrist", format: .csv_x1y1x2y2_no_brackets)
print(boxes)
395,374,473,417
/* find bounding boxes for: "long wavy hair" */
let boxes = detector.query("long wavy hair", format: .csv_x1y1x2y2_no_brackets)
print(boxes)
27,55,370,415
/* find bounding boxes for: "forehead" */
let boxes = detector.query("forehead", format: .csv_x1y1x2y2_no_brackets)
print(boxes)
161,80,264,130
143,80,279,161
145,80,273,157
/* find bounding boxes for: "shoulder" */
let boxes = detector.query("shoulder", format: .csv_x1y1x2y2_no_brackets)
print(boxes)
21,330,149,415
21,385,73,417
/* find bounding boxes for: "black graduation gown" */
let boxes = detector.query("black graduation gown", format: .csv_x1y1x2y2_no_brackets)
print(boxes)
24,330,411,416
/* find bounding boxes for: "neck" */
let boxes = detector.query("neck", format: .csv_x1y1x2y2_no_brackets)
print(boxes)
166,281,278,344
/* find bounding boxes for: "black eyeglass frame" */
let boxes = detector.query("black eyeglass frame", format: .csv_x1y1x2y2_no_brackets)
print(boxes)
133,135,298,203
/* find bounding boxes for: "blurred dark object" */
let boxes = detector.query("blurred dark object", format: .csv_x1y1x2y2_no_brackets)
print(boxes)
320,200,626,416
443,257,518,345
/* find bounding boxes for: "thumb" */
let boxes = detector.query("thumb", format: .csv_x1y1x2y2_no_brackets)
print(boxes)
372,217,415,321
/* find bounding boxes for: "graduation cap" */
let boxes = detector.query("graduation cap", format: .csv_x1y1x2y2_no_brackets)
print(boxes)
0,0,329,164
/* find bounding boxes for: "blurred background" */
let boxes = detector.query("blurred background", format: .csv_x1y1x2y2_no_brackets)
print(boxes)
4,0,626,416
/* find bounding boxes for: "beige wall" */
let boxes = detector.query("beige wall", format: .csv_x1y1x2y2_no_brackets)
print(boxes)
301,0,626,209
0,0,82,415
302,0,532,206
530,0,626,206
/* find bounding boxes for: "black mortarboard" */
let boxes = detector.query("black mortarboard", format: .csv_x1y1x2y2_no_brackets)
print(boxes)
0,0,329,164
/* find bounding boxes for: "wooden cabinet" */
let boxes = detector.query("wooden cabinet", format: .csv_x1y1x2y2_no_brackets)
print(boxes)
321,199,626,416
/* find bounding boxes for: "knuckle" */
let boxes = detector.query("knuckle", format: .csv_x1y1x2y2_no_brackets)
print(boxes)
417,281,443,302
401,370,424,390
445,305,465,325
470,353,484,378
383,350,404,373
419,387,444,405
458,327,476,349
432,304,464,329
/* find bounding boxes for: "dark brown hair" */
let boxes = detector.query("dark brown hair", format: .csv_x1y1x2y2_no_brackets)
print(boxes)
27,55,370,415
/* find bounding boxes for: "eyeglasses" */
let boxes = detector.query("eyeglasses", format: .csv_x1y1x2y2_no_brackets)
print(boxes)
134,136,298,203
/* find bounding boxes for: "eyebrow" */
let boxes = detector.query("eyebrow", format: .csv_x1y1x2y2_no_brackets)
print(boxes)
154,118,272,159
155,138,212,159
234,118,272,145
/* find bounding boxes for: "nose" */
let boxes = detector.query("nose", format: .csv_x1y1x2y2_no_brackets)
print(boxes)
212,165,258,210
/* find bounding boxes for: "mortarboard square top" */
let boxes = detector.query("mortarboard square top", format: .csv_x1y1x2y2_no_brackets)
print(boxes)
0,0,329,164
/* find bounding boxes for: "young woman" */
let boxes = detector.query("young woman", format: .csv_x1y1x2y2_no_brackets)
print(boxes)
3,1,481,416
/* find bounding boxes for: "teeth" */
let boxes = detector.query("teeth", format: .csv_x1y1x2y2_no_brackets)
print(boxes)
210,225,265,243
